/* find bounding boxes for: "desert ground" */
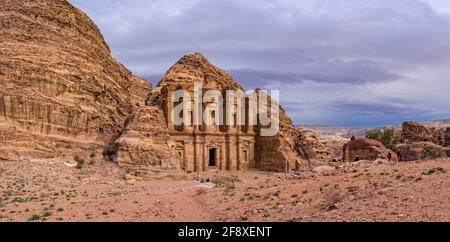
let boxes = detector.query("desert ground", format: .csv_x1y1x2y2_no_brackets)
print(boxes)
1,156,449,222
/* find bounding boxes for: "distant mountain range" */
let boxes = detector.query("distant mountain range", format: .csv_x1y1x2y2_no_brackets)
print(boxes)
300,119,450,138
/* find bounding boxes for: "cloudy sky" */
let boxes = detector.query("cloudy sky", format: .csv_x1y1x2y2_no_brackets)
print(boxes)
69,0,450,127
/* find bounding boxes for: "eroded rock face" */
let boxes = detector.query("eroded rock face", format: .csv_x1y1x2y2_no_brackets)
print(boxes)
294,128,332,170
318,135,349,159
396,142,448,161
400,122,433,144
430,128,445,146
252,89,330,172
394,122,450,161
343,138,398,162
0,0,151,161
254,89,303,172
114,106,180,169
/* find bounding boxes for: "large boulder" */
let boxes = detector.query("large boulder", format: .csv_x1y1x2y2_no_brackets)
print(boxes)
343,138,398,162
0,0,151,161
396,142,448,161
399,121,433,144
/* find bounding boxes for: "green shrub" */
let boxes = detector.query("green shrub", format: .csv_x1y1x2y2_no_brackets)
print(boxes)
28,215,41,221
366,127,395,150
423,167,447,176
423,146,441,160
102,144,117,161
74,155,85,169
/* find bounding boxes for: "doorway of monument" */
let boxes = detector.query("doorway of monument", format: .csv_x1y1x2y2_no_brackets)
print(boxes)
209,148,217,167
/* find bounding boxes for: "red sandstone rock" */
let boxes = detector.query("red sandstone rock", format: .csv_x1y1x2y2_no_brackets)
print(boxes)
343,138,398,162
396,142,448,161
400,121,433,144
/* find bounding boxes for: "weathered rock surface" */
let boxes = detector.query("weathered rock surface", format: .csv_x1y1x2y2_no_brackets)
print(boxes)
248,82,330,172
396,142,449,161
294,128,332,170
156,53,243,91
0,0,151,161
343,138,398,162
430,127,445,146
254,89,303,172
114,106,180,169
317,135,349,159
393,122,450,161
399,122,433,144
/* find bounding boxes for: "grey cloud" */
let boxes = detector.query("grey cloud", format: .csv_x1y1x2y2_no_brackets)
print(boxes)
283,100,442,127
230,59,399,88
71,0,450,70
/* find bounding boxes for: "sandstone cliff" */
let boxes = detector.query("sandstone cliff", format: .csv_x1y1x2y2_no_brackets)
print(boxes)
0,0,151,161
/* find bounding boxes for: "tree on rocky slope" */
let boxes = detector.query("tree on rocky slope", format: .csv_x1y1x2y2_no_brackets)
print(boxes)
366,127,395,150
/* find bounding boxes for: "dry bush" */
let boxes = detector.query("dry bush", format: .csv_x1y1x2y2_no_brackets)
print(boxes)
196,188,208,196
211,176,241,187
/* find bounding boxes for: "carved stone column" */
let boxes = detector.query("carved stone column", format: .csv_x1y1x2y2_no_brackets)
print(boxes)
194,135,202,172
203,142,209,172
249,140,256,169
166,90,175,132
220,141,226,170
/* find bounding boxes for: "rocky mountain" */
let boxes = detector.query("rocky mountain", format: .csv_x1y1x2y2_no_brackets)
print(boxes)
0,0,151,161
155,53,243,91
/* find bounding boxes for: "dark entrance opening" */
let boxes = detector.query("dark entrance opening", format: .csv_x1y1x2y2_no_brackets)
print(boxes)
209,148,217,167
